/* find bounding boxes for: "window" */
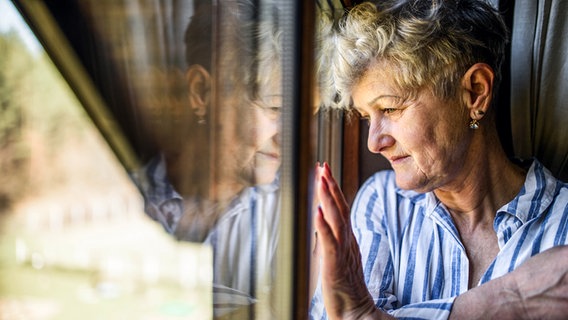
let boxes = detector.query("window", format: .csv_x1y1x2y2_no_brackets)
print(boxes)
0,1,212,319
2,0,330,318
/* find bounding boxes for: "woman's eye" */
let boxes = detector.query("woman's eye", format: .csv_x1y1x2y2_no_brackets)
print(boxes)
267,106,281,113
255,103,281,119
383,108,396,114
264,106,281,118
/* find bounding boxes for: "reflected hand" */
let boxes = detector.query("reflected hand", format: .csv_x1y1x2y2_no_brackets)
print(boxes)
309,162,323,302
314,162,387,320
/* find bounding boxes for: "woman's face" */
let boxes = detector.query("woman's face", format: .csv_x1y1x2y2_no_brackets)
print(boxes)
243,79,282,184
351,62,471,192
215,74,281,190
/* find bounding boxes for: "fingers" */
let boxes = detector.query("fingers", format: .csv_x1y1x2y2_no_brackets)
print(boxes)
316,162,351,241
318,174,344,241
314,161,322,182
321,162,350,215
311,161,323,250
314,206,336,252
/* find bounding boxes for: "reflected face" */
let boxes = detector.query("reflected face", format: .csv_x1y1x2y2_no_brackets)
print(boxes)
214,73,281,190
248,79,282,185
351,61,470,193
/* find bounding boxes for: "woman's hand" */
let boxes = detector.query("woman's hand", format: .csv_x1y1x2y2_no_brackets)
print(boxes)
314,162,389,320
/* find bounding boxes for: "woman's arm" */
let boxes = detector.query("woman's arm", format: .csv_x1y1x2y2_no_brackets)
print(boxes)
315,162,568,320
450,245,568,320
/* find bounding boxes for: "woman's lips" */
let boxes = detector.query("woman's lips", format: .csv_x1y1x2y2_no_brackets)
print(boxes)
389,155,409,165
257,151,280,161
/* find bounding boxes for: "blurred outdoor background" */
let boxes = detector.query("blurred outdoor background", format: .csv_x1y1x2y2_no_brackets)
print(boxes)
0,1,212,319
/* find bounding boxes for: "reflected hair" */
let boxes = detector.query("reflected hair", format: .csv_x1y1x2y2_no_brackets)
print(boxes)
331,0,509,109
235,0,282,101
184,0,281,101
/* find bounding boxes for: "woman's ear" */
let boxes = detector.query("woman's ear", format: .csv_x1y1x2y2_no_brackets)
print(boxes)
461,63,494,120
186,64,211,117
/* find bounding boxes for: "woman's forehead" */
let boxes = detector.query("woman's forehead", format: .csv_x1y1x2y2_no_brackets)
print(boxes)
353,63,400,96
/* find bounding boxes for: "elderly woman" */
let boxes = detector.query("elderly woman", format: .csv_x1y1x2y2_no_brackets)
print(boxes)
310,0,568,319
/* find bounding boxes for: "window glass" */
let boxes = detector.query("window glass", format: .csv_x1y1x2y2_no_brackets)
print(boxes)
2,0,306,318
0,1,212,319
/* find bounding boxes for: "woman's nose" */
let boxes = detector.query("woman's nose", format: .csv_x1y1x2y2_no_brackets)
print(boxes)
367,120,394,154
256,107,281,143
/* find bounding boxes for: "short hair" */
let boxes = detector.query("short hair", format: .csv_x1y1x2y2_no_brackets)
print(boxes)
330,0,509,109
184,0,281,101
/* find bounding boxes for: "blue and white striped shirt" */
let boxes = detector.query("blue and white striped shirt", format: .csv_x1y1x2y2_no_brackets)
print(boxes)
310,159,568,319
205,181,281,317
131,155,281,317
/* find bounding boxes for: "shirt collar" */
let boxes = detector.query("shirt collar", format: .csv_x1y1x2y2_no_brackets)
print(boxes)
496,159,558,223
130,154,183,207
393,159,558,223
395,182,439,216
393,160,560,240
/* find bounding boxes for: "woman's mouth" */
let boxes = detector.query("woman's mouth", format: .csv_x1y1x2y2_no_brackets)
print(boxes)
389,155,409,165
257,151,280,162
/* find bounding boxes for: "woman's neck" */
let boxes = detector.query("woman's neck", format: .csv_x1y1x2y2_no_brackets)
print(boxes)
434,128,526,226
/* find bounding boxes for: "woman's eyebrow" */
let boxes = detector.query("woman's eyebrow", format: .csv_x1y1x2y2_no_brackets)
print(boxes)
258,94,283,101
367,94,402,106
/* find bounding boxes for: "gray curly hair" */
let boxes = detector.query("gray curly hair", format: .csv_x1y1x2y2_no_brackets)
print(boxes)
328,0,508,109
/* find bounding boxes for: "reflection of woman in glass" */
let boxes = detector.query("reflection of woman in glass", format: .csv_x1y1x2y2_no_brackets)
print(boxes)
130,0,282,315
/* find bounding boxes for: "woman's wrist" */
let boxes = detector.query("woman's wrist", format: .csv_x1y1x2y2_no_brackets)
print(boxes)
326,287,393,320
450,273,524,320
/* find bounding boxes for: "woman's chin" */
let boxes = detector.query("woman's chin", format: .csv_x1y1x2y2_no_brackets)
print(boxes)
394,172,430,193
253,164,280,185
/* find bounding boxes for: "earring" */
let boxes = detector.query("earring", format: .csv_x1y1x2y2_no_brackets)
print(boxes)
198,116,206,125
469,119,479,129
469,110,484,129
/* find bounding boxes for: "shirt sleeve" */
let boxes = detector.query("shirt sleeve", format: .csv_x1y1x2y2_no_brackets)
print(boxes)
387,297,456,319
